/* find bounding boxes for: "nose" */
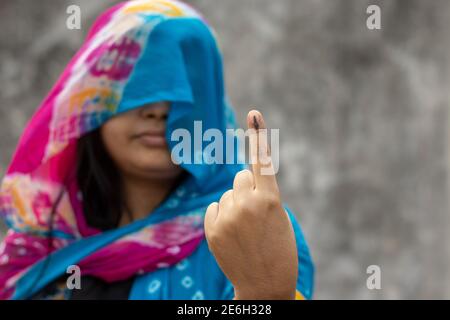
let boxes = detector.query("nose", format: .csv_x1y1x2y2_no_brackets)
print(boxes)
139,101,169,120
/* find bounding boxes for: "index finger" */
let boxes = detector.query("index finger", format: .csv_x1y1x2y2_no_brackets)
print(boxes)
247,109,278,191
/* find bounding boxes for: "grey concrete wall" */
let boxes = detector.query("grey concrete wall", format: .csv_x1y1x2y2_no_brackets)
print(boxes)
0,0,449,299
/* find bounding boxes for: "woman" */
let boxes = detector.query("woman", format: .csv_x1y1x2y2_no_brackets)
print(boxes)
0,0,314,300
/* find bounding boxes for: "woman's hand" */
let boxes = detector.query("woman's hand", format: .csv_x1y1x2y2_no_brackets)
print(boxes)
204,110,298,300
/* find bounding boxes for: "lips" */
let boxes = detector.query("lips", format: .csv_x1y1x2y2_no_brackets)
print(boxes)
134,131,167,148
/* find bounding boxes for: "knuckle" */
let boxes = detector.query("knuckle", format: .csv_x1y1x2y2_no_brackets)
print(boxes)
206,229,219,244
221,219,237,235
233,169,252,187
205,202,218,215
234,197,252,213
206,201,216,210
266,199,281,212
207,222,234,245
259,192,281,209
219,189,233,204
267,196,281,208
237,169,252,179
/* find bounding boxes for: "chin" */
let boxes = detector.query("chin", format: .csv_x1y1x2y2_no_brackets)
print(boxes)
141,148,173,164
134,157,182,177
137,165,183,180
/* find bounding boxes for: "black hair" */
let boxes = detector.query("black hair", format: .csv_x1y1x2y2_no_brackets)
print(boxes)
31,128,154,296
75,128,131,231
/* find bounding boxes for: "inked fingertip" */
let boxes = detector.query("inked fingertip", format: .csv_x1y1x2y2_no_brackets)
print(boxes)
247,109,262,129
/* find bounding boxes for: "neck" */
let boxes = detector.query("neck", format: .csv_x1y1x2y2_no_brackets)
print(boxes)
119,174,181,226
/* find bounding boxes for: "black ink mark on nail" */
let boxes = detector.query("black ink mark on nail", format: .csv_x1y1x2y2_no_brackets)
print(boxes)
253,115,259,130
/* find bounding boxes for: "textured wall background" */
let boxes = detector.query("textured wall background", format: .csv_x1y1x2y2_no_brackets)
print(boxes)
0,0,449,299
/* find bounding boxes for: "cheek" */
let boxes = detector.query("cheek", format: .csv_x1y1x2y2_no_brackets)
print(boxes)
101,121,133,166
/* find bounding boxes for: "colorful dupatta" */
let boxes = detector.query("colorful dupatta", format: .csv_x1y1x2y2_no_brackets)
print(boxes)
0,0,246,299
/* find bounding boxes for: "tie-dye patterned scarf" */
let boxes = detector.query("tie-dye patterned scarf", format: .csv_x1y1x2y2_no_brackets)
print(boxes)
0,0,243,299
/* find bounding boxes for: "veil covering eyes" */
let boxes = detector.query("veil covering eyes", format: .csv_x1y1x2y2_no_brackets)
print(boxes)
0,0,314,300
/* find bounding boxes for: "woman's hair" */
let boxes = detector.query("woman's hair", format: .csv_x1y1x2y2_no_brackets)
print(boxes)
76,128,130,231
